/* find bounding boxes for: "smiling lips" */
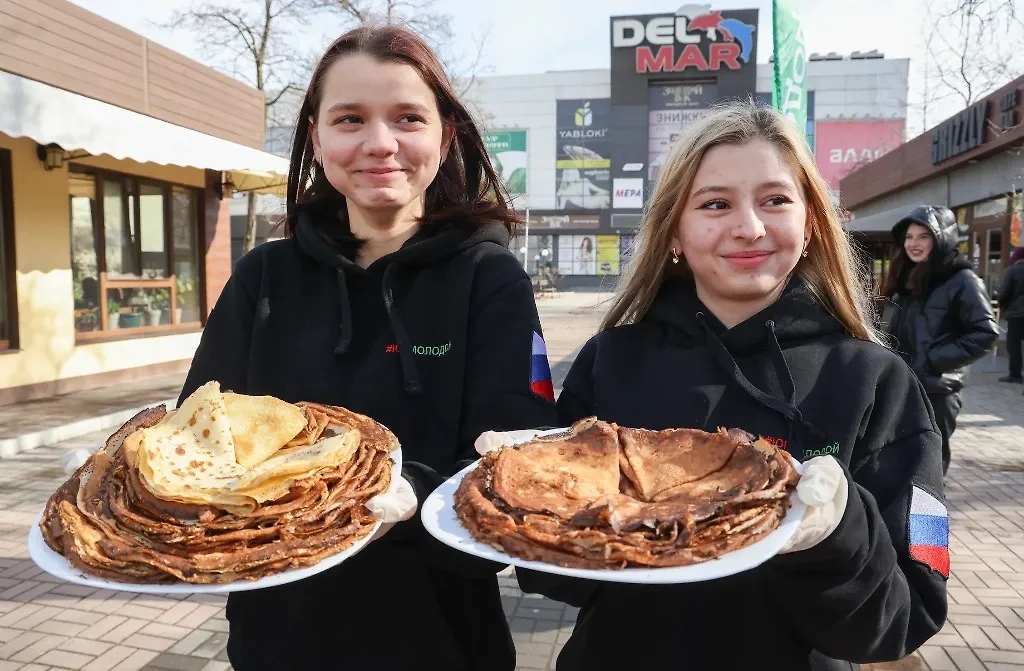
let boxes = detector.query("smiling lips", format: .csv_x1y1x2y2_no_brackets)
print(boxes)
722,250,773,269
359,167,403,181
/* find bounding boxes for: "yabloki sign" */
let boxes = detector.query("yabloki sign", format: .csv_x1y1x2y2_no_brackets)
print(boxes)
611,10,756,73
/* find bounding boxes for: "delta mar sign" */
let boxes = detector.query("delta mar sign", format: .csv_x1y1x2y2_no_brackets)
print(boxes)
611,7,756,73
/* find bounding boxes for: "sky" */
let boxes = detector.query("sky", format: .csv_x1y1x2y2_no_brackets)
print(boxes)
70,0,945,134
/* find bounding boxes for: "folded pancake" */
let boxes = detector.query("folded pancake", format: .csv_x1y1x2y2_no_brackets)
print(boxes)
618,427,743,502
40,387,396,584
222,392,308,468
454,417,800,570
491,418,620,519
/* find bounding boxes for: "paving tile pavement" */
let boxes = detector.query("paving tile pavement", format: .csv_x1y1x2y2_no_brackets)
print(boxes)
0,294,1020,670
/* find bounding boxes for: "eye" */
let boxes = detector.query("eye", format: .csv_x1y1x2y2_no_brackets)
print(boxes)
397,114,426,124
764,195,792,207
698,199,728,210
332,115,362,125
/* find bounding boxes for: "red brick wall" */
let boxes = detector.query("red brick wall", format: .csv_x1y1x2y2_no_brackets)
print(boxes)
202,170,232,320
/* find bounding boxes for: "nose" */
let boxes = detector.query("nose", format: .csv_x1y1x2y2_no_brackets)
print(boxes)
733,205,766,240
363,120,399,157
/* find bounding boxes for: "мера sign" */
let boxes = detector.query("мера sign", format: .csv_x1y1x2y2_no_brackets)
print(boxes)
931,100,989,165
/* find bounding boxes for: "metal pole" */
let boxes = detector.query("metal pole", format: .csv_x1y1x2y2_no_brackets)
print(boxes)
524,205,530,270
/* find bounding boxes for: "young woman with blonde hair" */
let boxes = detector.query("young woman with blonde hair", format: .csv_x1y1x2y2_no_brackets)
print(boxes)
515,100,948,671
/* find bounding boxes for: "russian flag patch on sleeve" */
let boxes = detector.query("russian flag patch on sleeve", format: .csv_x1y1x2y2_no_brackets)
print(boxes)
530,332,555,402
909,486,950,578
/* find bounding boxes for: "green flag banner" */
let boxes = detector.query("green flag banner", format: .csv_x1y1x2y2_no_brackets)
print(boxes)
772,0,808,137
482,130,528,196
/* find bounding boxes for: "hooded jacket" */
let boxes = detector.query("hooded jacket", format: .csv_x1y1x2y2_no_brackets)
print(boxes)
517,276,948,671
178,211,558,671
998,247,1024,320
881,205,998,394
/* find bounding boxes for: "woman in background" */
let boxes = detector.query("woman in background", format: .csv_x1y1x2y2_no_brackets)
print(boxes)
880,206,998,474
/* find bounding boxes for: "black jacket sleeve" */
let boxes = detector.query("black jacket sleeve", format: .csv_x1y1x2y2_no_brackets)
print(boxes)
402,252,559,575
926,270,998,374
177,264,259,405
998,266,1016,312
515,338,604,608
766,360,947,662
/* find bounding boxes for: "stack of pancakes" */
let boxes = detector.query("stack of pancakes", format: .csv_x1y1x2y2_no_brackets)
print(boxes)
455,418,800,570
40,382,396,584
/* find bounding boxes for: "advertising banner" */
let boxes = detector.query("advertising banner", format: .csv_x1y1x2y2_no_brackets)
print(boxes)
648,82,718,186
814,120,906,190
596,235,620,275
613,178,643,209
555,99,611,210
482,130,528,196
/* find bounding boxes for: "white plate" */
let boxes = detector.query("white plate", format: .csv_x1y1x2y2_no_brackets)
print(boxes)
421,430,805,585
28,447,402,594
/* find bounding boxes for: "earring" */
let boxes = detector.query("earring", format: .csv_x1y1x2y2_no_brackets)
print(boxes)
671,247,680,264
801,239,809,258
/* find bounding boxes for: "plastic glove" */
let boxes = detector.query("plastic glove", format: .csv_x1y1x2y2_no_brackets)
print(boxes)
779,455,849,554
474,428,552,456
62,445,100,476
365,476,418,524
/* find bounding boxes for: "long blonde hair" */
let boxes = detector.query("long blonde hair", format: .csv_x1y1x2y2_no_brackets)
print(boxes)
603,99,880,343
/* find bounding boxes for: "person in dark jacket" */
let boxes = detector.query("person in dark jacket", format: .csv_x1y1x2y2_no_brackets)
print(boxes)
880,206,998,474
998,246,1024,385
511,101,947,671
177,26,557,671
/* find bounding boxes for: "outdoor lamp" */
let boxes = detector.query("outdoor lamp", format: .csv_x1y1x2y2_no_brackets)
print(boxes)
36,143,65,171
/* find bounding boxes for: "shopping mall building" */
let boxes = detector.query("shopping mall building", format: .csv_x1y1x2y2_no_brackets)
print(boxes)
460,7,910,288
249,7,911,286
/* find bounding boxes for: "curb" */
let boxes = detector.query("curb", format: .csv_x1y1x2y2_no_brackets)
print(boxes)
0,397,177,459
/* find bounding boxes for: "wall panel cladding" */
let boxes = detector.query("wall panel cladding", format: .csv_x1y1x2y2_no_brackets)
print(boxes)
0,0,265,149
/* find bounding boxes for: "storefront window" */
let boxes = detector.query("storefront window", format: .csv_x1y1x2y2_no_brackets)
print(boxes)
69,167,203,337
172,186,202,323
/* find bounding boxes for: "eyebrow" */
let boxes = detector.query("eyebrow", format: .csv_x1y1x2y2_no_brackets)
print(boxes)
691,180,796,197
324,102,432,115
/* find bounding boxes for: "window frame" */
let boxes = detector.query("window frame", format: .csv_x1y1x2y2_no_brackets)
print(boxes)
0,149,17,352
69,164,204,342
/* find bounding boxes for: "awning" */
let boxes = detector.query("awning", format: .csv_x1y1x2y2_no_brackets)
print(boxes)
845,205,915,235
0,70,288,195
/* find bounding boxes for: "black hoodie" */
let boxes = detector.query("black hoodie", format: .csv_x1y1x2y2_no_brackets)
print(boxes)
178,212,558,671
881,205,998,395
517,276,948,671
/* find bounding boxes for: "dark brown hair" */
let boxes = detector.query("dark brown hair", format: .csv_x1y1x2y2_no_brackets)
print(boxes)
881,234,931,298
284,25,518,239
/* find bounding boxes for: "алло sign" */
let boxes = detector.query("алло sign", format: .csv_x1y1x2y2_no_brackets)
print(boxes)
931,100,989,165
611,10,756,73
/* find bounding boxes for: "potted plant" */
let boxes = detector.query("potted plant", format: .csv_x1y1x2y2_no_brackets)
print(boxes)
107,299,121,330
152,288,172,325
146,290,169,327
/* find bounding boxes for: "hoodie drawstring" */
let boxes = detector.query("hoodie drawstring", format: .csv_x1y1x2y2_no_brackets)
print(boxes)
381,264,423,396
333,268,354,356
695,313,826,454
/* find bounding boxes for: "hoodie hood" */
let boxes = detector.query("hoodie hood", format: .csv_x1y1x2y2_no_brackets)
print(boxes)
294,210,510,394
644,275,843,451
645,274,845,352
891,205,972,280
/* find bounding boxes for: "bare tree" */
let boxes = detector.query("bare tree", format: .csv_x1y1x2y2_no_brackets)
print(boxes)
314,0,494,119
159,0,319,254
923,0,1024,109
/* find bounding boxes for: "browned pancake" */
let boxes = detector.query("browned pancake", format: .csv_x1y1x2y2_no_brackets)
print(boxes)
618,426,743,501
40,400,396,585
491,418,621,519
454,418,801,570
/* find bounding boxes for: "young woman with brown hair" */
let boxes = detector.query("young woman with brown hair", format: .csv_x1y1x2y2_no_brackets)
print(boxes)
880,207,998,474
178,25,557,671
